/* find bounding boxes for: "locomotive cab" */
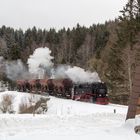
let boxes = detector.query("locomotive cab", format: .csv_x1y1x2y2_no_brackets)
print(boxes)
72,84,93,102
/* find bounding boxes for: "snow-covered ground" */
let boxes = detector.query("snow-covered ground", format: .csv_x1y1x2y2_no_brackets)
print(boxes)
0,91,140,140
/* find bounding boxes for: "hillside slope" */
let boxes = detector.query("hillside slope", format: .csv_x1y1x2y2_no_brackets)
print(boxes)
0,91,139,140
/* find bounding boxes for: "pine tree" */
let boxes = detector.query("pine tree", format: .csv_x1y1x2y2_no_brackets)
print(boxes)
107,44,124,90
118,0,140,94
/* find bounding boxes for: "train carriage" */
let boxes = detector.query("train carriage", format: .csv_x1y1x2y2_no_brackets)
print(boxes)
16,78,109,105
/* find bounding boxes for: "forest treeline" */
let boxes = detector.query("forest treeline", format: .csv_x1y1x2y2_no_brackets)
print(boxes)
0,0,140,104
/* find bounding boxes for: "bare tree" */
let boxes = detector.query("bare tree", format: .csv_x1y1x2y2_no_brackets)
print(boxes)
0,94,15,113
0,38,8,57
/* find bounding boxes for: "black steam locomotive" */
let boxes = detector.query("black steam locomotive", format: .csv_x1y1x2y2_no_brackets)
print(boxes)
72,82,108,104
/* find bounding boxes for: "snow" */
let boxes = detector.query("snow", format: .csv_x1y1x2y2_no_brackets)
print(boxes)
0,91,140,140
0,91,44,113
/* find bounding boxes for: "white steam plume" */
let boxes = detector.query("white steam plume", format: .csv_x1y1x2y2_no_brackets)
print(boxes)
0,47,101,83
65,66,101,83
0,56,30,80
5,60,30,80
27,47,54,79
51,65,101,83
51,65,70,79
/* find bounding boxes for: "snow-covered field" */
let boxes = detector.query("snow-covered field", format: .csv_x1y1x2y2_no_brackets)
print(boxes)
0,91,140,140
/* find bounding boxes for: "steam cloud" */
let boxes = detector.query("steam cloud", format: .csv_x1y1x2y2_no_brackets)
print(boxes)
65,66,100,83
0,57,30,80
27,47,54,78
0,47,101,83
51,65,100,83
5,60,30,80
51,65,70,79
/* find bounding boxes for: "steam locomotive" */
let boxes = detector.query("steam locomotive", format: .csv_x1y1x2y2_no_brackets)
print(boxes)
16,78,109,105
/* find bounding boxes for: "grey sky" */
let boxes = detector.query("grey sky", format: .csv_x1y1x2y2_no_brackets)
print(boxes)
0,0,127,30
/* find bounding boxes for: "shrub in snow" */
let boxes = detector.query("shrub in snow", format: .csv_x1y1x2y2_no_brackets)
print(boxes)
19,102,28,113
19,96,49,114
0,94,15,113
134,125,140,134
19,96,36,114
35,98,49,114
35,102,48,114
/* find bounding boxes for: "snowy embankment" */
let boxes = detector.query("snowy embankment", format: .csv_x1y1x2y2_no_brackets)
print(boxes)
0,91,139,140
0,91,47,113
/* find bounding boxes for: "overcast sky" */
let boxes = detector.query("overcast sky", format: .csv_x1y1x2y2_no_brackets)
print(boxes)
0,0,127,30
